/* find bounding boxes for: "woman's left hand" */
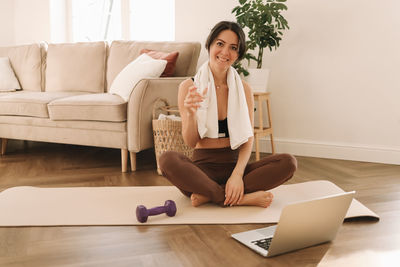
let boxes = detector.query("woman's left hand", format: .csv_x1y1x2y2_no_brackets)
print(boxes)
224,173,244,206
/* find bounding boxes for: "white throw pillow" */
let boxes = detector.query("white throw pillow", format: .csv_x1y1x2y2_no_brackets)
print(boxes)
0,57,21,92
109,53,167,101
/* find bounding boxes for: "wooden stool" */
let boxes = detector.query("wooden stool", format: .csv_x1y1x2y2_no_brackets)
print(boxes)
253,92,275,160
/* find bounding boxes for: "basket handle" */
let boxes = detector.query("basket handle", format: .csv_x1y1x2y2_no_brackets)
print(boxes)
152,98,181,120
152,98,169,120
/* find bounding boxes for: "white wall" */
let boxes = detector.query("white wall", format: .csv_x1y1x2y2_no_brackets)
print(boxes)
0,0,15,46
49,0,68,43
1,0,399,164
176,0,400,165
175,0,237,66
14,0,51,45
0,0,51,45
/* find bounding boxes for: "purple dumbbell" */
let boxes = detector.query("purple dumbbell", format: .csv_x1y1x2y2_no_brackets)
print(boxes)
136,200,177,223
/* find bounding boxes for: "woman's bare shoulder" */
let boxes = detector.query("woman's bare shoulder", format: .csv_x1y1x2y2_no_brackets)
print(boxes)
178,78,194,102
241,79,253,95
179,78,194,91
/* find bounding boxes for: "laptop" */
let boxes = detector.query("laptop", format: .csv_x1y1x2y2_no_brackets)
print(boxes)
231,191,355,257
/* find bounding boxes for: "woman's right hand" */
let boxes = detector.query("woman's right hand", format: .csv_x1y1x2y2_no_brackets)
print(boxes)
178,80,208,147
183,86,208,115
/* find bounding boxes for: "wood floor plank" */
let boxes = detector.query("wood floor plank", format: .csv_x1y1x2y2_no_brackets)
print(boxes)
1,140,399,266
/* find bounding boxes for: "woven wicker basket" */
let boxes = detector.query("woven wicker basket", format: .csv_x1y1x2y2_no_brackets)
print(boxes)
152,98,194,175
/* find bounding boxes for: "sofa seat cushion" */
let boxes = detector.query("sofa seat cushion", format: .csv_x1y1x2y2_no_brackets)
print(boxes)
0,91,86,118
48,93,127,122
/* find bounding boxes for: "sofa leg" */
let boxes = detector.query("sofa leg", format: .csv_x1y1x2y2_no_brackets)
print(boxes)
130,152,136,171
121,149,128,173
1,138,7,155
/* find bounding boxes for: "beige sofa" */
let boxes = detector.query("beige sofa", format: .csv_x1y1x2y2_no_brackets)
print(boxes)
0,41,200,172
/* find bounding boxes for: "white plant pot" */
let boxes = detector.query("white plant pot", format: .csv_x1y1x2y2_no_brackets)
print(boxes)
245,68,270,93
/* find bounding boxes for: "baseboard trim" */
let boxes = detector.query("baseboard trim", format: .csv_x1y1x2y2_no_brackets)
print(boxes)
255,137,400,165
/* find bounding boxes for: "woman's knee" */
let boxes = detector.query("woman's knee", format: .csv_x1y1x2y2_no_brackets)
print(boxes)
159,151,180,171
159,151,190,175
280,153,297,176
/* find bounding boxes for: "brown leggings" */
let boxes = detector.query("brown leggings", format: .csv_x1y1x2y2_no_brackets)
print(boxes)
159,147,297,205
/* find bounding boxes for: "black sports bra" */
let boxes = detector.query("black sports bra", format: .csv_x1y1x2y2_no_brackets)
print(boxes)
218,117,229,138
191,78,229,138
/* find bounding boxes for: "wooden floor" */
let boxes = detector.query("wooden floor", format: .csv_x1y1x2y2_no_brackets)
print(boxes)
0,140,399,267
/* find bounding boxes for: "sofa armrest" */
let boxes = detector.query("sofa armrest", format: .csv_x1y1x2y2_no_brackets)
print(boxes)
127,77,187,152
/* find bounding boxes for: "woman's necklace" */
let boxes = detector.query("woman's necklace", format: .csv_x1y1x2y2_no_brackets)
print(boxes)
215,84,226,90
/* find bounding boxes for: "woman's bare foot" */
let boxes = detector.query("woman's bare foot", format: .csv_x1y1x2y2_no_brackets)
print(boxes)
238,191,274,208
190,193,211,207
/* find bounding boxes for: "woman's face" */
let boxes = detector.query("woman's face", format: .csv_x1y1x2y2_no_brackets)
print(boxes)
209,29,239,72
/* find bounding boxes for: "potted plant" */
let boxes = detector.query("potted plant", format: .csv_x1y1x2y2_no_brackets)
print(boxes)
232,0,289,92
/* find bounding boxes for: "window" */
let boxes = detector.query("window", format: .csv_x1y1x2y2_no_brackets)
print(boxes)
71,0,122,42
50,0,175,43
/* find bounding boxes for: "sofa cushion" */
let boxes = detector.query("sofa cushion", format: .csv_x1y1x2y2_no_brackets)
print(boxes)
109,54,167,101
0,57,21,91
0,92,86,118
48,93,127,122
140,49,179,77
46,42,106,93
0,43,43,92
106,41,201,91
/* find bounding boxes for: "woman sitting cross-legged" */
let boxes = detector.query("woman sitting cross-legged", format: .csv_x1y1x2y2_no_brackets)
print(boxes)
159,21,297,208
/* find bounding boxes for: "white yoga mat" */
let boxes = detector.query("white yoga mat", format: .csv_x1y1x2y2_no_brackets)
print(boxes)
0,180,378,226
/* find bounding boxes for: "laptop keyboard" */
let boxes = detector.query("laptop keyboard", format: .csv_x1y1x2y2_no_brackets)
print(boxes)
251,237,273,251
256,225,277,236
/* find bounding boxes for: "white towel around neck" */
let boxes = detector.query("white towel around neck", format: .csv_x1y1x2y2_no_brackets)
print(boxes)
194,61,253,150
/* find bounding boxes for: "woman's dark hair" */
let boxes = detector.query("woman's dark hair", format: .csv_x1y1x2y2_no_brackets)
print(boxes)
205,21,246,61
